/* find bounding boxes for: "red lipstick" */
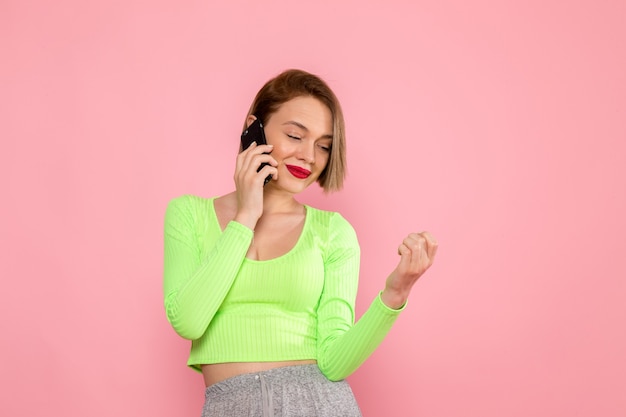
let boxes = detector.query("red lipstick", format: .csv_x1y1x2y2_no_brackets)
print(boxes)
286,165,311,179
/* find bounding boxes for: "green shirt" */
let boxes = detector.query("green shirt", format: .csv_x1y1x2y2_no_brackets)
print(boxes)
164,195,404,381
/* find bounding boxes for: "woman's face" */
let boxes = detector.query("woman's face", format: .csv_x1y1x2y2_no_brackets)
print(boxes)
255,96,333,194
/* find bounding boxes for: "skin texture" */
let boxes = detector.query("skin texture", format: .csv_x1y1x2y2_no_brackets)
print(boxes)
204,95,437,386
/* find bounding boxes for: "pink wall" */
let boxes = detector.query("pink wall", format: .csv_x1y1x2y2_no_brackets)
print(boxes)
2,1,625,416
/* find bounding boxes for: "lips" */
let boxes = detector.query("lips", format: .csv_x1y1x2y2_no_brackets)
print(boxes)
286,164,311,179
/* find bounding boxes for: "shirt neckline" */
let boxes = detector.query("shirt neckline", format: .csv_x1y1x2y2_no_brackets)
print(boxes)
208,196,311,264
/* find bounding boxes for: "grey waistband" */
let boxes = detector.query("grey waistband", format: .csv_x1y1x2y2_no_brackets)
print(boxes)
202,364,361,417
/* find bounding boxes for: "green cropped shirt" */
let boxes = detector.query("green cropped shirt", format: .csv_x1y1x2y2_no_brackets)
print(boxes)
163,195,404,381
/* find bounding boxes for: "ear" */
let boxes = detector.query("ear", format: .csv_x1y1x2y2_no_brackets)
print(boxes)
245,114,257,128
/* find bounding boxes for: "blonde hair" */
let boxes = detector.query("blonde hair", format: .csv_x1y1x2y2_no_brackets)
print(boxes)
244,69,346,192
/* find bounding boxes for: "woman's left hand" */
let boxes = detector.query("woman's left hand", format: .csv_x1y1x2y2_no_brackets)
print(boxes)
381,232,438,309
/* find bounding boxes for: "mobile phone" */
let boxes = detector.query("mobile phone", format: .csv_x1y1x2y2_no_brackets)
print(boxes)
240,118,272,185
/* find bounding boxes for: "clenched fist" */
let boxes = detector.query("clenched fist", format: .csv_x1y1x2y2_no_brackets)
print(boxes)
381,232,438,309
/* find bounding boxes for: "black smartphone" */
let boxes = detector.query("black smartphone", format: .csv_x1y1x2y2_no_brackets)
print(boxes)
240,118,272,185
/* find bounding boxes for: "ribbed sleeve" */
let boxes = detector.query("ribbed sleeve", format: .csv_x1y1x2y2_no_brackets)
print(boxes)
163,195,253,340
318,293,406,381
316,214,406,381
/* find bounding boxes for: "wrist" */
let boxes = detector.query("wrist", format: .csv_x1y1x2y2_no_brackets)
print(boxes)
380,288,409,310
234,211,259,231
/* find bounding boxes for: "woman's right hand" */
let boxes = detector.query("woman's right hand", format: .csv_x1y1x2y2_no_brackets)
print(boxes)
233,142,278,230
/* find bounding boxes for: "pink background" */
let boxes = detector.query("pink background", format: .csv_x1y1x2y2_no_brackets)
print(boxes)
2,1,625,416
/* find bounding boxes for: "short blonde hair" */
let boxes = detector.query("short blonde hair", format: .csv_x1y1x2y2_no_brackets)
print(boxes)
244,69,346,192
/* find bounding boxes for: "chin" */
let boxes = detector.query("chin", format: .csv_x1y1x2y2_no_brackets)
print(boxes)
270,178,314,194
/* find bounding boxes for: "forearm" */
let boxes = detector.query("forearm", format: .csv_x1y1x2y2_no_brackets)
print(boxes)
318,293,405,381
164,220,253,340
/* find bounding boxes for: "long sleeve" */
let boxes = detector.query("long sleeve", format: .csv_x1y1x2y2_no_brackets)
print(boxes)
163,195,253,340
316,213,406,381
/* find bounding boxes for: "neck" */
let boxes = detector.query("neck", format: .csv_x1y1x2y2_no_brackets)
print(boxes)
261,188,302,214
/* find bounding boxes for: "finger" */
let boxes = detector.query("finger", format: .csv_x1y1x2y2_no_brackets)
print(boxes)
244,143,273,156
250,154,278,174
420,231,438,261
236,141,256,170
236,142,256,175
256,144,275,154
397,243,412,272
239,148,276,178
248,144,274,164
265,155,278,167
404,234,427,271
240,142,272,159
258,165,279,182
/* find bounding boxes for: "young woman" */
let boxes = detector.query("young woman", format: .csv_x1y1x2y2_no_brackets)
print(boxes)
164,69,437,416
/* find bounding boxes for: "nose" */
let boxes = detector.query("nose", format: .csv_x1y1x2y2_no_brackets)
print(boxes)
297,141,315,164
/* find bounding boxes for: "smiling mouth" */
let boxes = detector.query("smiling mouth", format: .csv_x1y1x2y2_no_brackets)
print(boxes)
286,165,311,179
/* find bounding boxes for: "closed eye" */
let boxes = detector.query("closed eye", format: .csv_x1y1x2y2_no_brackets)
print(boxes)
287,134,301,140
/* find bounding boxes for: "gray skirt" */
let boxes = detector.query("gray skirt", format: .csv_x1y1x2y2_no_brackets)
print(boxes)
202,364,362,417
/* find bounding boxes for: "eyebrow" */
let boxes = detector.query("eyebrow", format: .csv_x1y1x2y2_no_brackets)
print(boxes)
283,121,333,140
